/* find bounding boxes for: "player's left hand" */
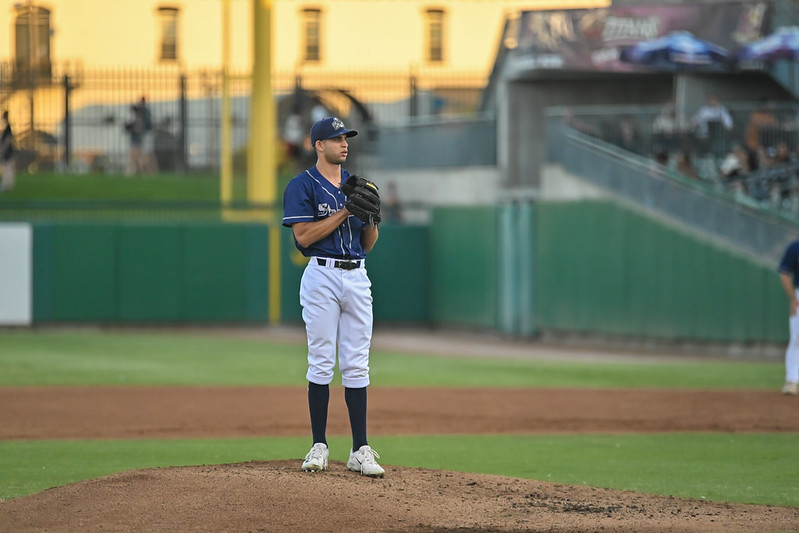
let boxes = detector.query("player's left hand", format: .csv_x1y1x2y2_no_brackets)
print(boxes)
342,175,381,226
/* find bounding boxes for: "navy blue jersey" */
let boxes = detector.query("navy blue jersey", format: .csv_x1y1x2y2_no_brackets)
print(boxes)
779,240,799,286
282,166,368,259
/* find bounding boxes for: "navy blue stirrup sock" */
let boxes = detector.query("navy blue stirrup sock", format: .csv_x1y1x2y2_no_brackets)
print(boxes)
307,382,329,445
344,386,368,451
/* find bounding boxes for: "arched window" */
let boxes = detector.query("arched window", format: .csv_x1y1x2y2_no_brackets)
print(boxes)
14,4,52,81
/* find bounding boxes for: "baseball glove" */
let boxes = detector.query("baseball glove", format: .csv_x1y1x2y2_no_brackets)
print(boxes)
342,175,381,226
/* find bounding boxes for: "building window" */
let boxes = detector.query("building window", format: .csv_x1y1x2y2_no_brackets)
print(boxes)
425,8,445,63
14,4,52,80
302,8,321,62
157,7,179,62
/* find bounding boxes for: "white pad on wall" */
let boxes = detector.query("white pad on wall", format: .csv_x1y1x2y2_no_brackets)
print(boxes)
0,224,32,325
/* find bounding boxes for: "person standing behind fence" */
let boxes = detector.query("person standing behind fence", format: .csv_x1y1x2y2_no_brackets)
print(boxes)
691,94,733,157
745,98,777,162
778,239,799,395
0,111,16,192
125,97,157,175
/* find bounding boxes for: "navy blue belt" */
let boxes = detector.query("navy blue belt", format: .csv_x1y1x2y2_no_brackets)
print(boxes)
315,257,364,270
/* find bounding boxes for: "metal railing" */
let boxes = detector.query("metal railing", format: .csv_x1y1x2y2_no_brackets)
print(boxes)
546,110,799,265
558,102,799,217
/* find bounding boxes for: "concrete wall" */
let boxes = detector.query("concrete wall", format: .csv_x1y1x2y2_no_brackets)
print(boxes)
498,74,673,188
496,70,793,190
362,166,502,224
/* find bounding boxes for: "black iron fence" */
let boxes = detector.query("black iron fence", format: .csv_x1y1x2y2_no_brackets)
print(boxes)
0,63,486,175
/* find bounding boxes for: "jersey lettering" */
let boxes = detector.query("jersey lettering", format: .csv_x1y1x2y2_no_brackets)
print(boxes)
317,203,337,218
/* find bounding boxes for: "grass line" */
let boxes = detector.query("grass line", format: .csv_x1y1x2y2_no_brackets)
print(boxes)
1,434,797,507
0,330,783,389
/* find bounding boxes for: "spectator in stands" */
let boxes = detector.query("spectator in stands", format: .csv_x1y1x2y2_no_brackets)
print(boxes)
676,150,698,179
746,98,778,155
691,94,733,157
617,115,640,153
691,94,734,137
653,102,678,135
653,149,669,167
774,141,794,165
0,110,15,192
652,101,679,152
719,144,750,195
720,144,749,179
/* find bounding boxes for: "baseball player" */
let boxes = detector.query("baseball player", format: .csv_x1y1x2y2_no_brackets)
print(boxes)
779,239,799,395
282,116,385,476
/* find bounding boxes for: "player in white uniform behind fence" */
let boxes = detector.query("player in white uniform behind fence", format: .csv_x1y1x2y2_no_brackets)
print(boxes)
282,117,385,477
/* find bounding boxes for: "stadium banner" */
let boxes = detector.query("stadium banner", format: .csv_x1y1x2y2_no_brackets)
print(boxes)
509,2,772,72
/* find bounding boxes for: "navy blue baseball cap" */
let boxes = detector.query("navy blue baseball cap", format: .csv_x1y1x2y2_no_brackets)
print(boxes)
310,117,358,144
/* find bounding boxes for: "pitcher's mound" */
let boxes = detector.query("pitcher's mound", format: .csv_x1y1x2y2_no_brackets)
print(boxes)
1,460,797,532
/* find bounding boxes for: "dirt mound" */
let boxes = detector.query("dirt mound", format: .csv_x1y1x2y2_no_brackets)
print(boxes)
1,460,797,533
2,384,798,531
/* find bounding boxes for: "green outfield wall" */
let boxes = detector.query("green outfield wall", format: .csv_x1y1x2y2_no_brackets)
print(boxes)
10,199,790,344
278,223,430,324
27,222,428,325
531,201,787,343
429,206,500,329
32,223,270,322
426,200,788,344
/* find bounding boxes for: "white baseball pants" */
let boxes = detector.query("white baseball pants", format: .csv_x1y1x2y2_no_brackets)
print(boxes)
786,290,799,384
300,259,373,388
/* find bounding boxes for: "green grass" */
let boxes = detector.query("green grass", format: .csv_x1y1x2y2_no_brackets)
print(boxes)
2,434,797,507
0,328,795,508
0,169,297,203
0,171,292,220
0,172,229,201
0,329,783,389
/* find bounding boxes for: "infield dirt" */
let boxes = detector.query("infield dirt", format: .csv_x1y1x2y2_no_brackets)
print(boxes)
1,327,798,532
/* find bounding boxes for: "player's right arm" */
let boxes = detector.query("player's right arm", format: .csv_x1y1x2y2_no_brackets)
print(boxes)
291,209,350,249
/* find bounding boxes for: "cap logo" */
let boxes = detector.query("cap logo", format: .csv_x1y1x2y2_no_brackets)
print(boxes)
331,118,344,131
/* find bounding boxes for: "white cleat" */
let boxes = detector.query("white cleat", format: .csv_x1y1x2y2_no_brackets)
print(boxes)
347,445,385,478
302,443,329,472
782,382,798,395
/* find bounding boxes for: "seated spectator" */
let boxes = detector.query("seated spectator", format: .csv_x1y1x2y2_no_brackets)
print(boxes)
719,144,750,185
761,142,794,169
746,98,777,154
653,102,678,135
617,115,640,153
775,141,794,165
653,149,669,167
676,151,698,179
